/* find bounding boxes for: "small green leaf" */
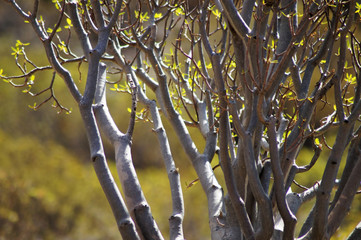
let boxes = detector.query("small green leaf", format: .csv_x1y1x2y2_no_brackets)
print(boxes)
28,102,37,110
175,7,185,16
356,3,361,15
65,18,73,29
16,40,30,47
345,73,356,84
229,61,236,68
212,9,221,19
38,15,44,24
154,13,162,19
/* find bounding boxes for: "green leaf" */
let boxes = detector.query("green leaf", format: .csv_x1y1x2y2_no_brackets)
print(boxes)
38,15,44,24
229,61,236,68
344,61,352,70
355,2,361,15
16,40,30,47
65,18,73,29
212,9,221,19
345,73,356,84
135,11,149,22
28,75,35,85
28,102,37,110
294,39,304,46
154,13,162,19
175,7,185,16
23,85,32,93
11,47,21,56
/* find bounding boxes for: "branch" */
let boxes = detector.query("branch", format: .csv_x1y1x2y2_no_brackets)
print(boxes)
211,50,259,239
267,117,296,239
311,122,354,239
137,88,185,240
129,8,227,236
91,0,105,29
220,0,251,38
93,63,123,143
327,152,361,236
264,0,322,98
93,64,164,240
68,1,92,60
199,0,213,55
80,65,140,240
81,0,98,32
297,143,322,173
312,7,357,235
276,0,297,55
147,51,199,160
203,93,217,160
48,0,66,41
106,34,185,238
240,0,255,26
126,73,137,138
327,128,361,235
107,0,124,31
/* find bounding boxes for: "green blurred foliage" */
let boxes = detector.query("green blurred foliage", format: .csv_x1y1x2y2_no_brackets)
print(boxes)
0,129,120,240
0,126,217,239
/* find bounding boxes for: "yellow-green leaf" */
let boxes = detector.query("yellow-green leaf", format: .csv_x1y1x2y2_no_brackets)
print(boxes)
154,13,162,19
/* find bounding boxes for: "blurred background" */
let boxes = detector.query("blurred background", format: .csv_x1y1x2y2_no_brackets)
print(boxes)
0,1,360,240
